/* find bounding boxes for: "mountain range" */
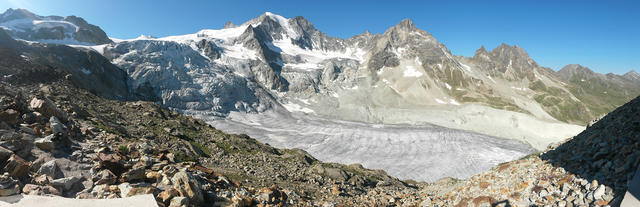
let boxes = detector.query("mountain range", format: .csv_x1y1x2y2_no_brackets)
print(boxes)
1,8,639,182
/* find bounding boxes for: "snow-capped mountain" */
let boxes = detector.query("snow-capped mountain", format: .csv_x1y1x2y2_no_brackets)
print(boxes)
4,9,639,181
0,8,112,45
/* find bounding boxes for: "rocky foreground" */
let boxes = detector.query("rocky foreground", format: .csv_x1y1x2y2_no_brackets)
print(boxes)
0,58,638,206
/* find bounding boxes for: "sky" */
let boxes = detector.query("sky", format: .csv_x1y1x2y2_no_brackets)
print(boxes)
0,0,638,74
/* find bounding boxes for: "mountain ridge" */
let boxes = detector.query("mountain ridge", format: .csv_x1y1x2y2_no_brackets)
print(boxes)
1,9,638,182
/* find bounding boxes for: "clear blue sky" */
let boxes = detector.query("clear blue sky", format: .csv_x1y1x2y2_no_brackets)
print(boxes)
1,0,638,74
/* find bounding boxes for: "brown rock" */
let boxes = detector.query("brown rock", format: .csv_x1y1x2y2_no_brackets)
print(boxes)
0,146,13,164
98,153,125,176
127,186,155,197
157,188,179,204
121,167,145,182
0,109,20,126
3,154,30,179
146,171,162,180
33,174,52,185
331,185,341,196
22,184,60,196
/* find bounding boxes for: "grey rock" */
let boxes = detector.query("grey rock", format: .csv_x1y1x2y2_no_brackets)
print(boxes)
35,134,55,151
169,196,188,207
93,169,116,185
51,176,82,191
49,116,66,135
37,159,63,179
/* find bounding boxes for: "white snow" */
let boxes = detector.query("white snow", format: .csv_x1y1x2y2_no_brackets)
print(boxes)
487,75,497,83
445,83,452,90
284,63,320,70
581,79,585,82
449,99,461,105
460,63,472,72
403,66,423,77
282,102,315,114
511,86,527,91
435,98,447,104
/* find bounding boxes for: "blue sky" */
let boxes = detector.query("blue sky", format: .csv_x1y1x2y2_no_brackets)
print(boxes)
1,0,638,74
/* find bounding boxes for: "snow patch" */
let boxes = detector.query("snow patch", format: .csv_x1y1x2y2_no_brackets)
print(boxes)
282,103,315,114
460,63,472,72
445,83,452,90
403,66,423,77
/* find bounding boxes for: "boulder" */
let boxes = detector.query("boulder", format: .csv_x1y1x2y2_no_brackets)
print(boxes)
94,169,117,185
49,116,66,135
120,167,145,182
51,176,82,191
22,184,61,195
3,154,30,179
171,170,203,206
97,153,125,176
37,159,64,179
29,97,67,121
0,145,13,164
157,188,179,204
0,109,20,126
0,172,20,196
325,167,349,181
169,196,188,207
33,174,52,185
35,134,55,151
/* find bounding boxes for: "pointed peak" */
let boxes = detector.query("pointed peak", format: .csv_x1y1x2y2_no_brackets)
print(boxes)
477,45,487,53
364,30,371,35
1,8,38,21
623,69,640,81
396,18,416,31
626,69,638,75
223,21,236,29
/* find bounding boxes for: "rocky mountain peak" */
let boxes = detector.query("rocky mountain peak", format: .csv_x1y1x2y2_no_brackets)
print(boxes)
623,69,640,80
472,45,489,59
491,43,530,59
559,64,595,74
395,18,417,31
223,21,236,29
0,8,38,22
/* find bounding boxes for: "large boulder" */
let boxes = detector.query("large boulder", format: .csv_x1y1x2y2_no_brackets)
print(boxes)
49,116,66,135
93,169,117,185
0,172,20,196
34,134,55,151
3,154,30,179
171,170,204,206
0,109,20,126
37,159,64,179
29,97,68,121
